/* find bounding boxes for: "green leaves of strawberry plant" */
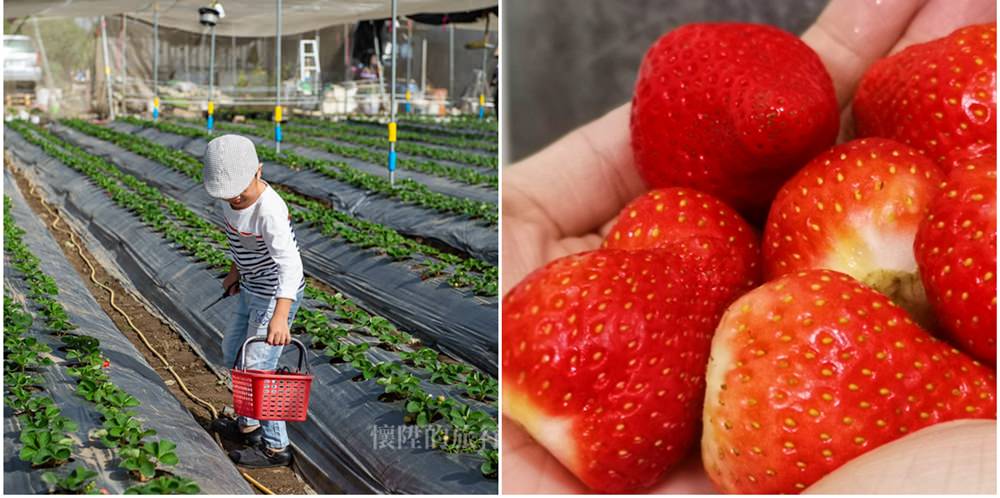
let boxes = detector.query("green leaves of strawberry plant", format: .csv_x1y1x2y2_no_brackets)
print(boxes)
125,476,200,494
119,440,179,480
41,466,100,494
19,429,73,466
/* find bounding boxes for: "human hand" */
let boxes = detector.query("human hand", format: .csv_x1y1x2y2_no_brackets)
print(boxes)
501,0,996,493
266,318,291,346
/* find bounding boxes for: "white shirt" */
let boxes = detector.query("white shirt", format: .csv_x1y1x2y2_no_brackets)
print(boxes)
222,183,305,300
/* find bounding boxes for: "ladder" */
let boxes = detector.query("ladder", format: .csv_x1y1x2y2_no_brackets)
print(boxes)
299,39,320,94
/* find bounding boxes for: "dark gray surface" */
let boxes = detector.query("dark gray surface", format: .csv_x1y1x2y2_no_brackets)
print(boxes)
2,169,253,495
503,0,828,163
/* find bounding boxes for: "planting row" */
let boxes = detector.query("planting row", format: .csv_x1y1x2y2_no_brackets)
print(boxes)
121,116,499,225
8,120,499,483
187,118,498,187
61,118,498,297
277,118,498,168
3,195,202,495
292,117,497,153
350,114,499,136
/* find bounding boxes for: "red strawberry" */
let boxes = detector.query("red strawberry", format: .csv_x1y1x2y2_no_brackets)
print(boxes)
914,152,997,364
854,23,996,169
702,269,996,494
603,187,762,292
763,138,944,324
503,249,739,492
630,23,838,220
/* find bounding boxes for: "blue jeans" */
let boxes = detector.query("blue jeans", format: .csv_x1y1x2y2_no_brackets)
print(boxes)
222,287,304,449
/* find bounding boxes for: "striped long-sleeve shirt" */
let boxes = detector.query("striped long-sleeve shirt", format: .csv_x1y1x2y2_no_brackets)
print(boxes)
222,184,305,299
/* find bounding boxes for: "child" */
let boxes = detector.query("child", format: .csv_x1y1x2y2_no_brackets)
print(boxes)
202,134,305,468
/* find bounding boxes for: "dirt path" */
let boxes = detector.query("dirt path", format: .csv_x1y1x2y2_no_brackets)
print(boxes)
8,163,314,495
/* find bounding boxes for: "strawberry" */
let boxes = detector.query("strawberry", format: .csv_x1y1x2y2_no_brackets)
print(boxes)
603,187,762,292
914,152,997,364
702,269,997,494
763,138,944,324
630,23,839,220
854,23,996,170
502,248,739,492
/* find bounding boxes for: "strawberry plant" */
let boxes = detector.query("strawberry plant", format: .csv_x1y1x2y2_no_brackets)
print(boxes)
376,371,421,398
19,403,78,434
427,362,468,385
41,466,100,494
479,449,498,478
324,341,370,363
463,371,497,402
118,440,180,481
399,348,439,370
19,428,73,466
97,411,156,447
7,394,56,418
125,476,200,494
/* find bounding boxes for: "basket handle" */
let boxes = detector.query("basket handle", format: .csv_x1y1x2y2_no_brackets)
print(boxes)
235,336,310,374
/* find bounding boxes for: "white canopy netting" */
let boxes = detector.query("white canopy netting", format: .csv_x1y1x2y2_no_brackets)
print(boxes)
6,1,498,37
5,2,497,117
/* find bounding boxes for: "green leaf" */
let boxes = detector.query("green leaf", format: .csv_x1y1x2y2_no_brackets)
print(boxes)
158,452,179,466
139,460,156,478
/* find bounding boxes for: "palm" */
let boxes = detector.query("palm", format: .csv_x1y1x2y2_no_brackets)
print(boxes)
501,0,996,493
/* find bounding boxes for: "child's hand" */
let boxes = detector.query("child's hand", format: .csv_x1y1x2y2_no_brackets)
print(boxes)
266,318,291,346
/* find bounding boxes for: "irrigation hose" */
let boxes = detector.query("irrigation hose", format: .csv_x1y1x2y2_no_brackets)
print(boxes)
241,472,276,495
23,181,278,496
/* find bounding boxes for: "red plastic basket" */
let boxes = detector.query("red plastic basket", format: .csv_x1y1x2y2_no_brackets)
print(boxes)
231,337,313,422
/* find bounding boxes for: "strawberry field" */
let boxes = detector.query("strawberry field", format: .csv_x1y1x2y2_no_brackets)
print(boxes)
4,113,498,494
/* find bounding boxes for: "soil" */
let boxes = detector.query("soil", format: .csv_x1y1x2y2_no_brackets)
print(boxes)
8,165,314,495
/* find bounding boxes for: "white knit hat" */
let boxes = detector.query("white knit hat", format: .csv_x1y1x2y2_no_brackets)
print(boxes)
203,134,260,199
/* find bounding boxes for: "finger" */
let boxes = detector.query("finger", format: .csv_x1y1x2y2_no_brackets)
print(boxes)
888,0,996,55
800,0,927,108
503,103,647,239
805,420,996,494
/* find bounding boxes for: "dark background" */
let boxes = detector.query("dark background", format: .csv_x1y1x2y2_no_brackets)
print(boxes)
502,0,829,163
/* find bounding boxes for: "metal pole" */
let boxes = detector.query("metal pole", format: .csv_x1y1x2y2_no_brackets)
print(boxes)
314,28,320,97
420,37,427,95
373,30,385,106
404,20,411,114
275,0,283,153
388,0,397,187
448,24,454,108
184,44,190,81
343,24,350,114
30,18,54,91
343,24,349,82
208,25,216,132
231,34,236,89
481,33,488,119
100,16,116,120
122,14,128,92
153,7,159,120
406,20,412,89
